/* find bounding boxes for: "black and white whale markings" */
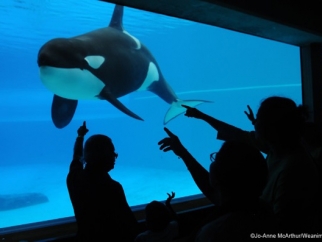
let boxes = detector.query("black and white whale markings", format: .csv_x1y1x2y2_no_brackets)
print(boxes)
38,5,208,128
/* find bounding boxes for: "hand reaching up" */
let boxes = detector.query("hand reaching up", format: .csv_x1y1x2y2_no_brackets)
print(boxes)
182,105,203,119
166,191,175,206
244,105,256,125
158,128,187,157
77,121,89,138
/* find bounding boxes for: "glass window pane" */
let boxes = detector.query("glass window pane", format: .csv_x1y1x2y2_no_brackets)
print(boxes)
0,0,301,228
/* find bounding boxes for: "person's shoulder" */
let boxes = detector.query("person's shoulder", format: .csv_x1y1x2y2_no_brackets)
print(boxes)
169,220,178,225
276,147,319,186
108,176,126,192
196,212,260,242
67,163,84,181
134,231,150,242
167,220,179,237
68,158,84,172
168,220,178,229
109,177,122,186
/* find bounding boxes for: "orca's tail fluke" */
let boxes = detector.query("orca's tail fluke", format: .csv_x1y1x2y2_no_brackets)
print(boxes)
164,99,211,125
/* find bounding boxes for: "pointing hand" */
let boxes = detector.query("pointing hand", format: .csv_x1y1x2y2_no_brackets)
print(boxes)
77,121,89,137
182,105,202,119
158,128,186,157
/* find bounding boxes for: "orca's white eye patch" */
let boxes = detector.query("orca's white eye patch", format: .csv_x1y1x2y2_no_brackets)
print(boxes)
84,55,105,69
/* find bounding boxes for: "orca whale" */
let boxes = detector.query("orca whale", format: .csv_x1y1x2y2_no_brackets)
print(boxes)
38,5,208,128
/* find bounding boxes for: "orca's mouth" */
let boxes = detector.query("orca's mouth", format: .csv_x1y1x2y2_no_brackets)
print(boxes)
37,50,68,68
38,52,105,72
37,52,88,70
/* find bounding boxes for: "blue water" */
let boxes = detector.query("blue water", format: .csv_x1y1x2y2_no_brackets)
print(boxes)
0,0,301,229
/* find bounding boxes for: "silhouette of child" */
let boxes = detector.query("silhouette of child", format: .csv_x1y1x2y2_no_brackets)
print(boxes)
135,192,179,242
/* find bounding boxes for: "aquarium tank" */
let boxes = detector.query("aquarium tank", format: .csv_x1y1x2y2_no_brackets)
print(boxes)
0,0,301,229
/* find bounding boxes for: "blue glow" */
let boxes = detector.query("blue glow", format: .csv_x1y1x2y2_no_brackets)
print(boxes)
0,0,301,229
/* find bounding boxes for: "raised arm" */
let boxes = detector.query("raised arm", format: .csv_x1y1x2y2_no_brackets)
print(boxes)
73,121,88,159
158,128,217,204
70,121,89,171
165,192,177,220
182,105,245,141
244,105,256,125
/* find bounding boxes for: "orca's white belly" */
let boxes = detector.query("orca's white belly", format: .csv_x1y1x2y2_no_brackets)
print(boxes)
39,66,104,100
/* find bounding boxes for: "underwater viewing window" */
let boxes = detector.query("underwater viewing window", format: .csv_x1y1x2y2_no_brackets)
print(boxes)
0,0,301,230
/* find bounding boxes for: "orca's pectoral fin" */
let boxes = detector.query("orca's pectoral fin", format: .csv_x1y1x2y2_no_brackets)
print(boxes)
98,87,143,121
51,95,78,129
164,100,212,125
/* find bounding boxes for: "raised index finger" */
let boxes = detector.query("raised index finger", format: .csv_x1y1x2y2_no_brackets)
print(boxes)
82,121,86,128
181,104,190,109
164,127,176,138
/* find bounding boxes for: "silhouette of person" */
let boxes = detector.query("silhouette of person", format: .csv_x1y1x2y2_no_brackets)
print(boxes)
245,104,322,232
159,96,320,233
135,192,178,242
67,121,138,242
158,134,275,241
197,141,275,241
245,104,322,169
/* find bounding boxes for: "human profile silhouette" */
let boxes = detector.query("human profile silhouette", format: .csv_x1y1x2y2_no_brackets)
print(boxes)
67,121,138,241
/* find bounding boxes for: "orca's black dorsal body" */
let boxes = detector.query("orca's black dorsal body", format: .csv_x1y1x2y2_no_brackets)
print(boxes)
38,5,208,128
